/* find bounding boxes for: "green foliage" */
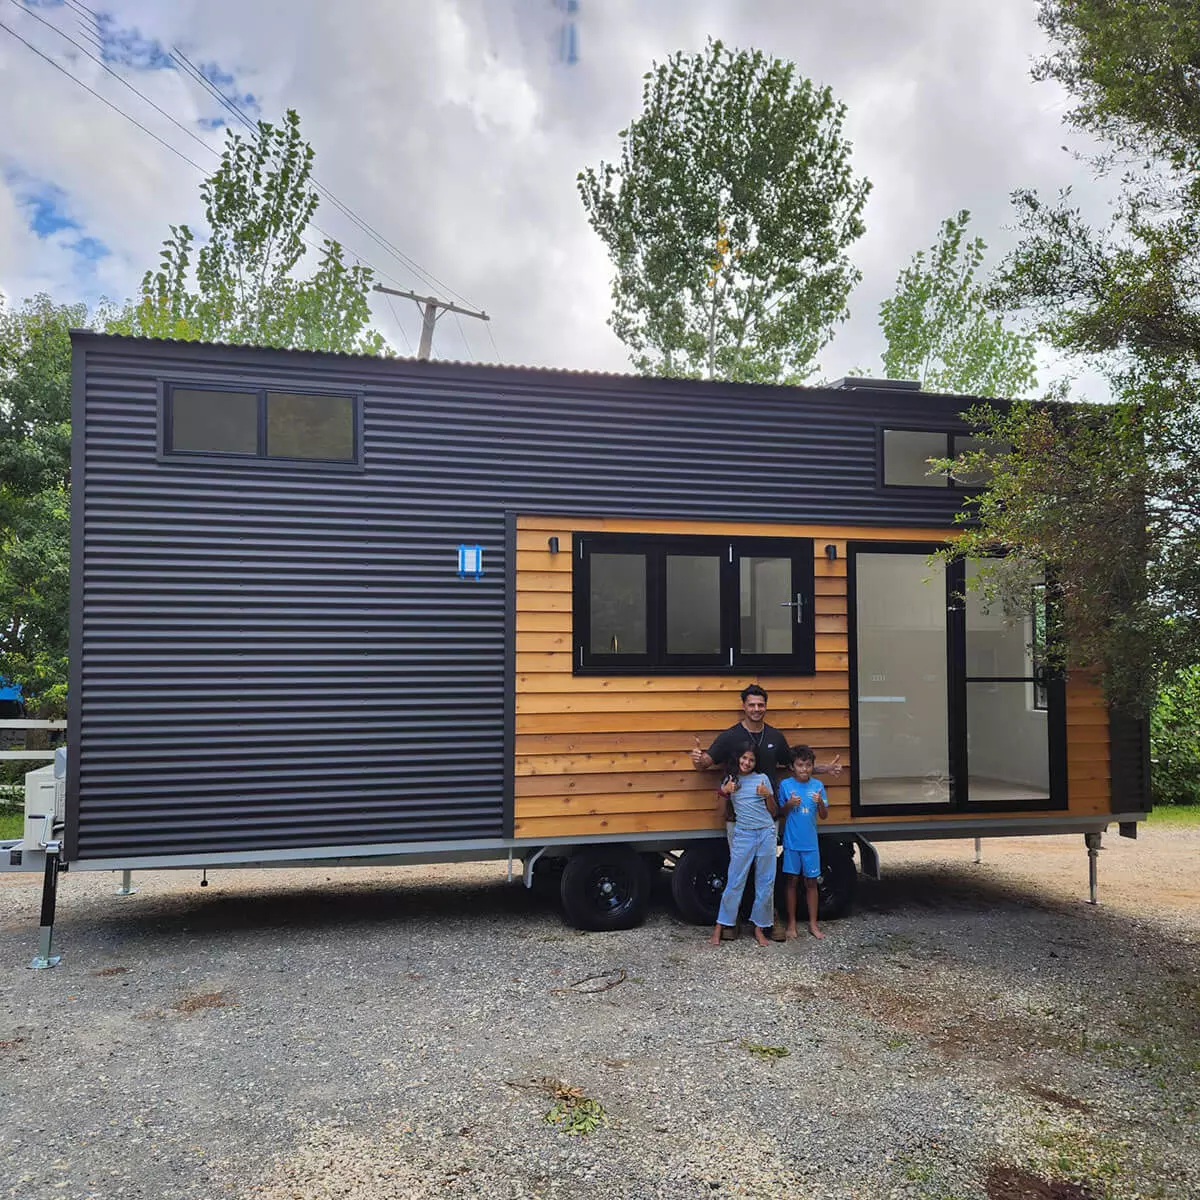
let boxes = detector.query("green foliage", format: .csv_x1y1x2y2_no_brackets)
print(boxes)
1150,665,1200,806
941,397,1157,709
117,109,386,355
741,1040,790,1061
579,39,870,382
879,211,1038,398
541,1082,606,1136
1035,0,1200,172
950,2,1200,708
0,294,89,717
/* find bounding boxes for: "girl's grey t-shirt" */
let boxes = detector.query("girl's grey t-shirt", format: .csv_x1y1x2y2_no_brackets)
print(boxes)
729,772,775,829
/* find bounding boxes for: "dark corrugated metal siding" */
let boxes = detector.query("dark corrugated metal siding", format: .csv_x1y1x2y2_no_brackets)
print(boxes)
1109,709,1152,812
69,334,982,860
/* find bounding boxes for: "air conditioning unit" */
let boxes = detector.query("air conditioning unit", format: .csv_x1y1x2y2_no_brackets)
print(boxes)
24,746,65,848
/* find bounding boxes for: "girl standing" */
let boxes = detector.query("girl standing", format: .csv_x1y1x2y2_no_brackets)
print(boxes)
709,743,779,947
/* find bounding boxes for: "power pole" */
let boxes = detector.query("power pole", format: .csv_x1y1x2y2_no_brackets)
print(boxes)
373,285,490,360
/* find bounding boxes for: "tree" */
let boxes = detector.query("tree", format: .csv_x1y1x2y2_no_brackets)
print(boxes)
0,112,390,716
0,294,84,717
878,211,1038,398
945,0,1200,716
117,109,386,355
578,40,870,383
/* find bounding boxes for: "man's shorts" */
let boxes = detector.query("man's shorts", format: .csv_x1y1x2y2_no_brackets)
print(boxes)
781,847,821,878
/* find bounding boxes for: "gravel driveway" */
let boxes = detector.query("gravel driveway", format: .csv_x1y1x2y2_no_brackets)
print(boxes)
1,825,1197,1200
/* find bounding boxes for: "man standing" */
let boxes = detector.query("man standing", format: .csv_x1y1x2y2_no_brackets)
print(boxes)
689,684,841,782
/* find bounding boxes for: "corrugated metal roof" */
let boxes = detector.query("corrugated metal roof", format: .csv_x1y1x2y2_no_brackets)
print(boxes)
69,330,984,403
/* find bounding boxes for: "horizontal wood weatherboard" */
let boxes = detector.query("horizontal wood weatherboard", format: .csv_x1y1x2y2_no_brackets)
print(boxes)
513,514,1114,840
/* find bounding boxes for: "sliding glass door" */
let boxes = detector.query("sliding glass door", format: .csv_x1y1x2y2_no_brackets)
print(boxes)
850,544,1064,815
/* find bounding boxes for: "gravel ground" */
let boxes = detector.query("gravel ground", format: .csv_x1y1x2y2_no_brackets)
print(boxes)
1,825,1197,1200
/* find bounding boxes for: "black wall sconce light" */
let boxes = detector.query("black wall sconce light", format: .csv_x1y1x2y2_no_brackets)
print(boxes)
548,536,560,554
825,544,838,561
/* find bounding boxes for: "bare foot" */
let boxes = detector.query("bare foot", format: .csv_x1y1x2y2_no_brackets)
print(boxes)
754,927,771,947
709,927,723,946
809,927,825,940
785,925,800,940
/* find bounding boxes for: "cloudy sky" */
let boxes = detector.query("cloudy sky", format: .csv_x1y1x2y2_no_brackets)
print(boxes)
0,0,1107,382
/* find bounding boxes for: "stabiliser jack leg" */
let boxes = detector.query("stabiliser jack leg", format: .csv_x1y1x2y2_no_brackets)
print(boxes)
29,843,63,970
1085,831,1102,906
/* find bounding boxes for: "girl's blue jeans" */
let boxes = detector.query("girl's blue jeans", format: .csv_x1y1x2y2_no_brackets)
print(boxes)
716,823,777,929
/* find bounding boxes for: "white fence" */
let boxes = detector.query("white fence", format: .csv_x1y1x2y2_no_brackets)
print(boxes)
0,719,67,762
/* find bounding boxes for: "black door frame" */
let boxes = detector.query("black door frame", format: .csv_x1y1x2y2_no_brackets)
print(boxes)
847,541,1067,818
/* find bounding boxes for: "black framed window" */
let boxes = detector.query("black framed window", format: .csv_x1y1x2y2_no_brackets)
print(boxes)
574,532,815,674
881,428,1009,489
165,384,359,464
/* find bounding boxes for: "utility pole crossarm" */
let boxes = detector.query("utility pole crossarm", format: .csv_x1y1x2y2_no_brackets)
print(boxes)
373,285,490,323
373,284,490,361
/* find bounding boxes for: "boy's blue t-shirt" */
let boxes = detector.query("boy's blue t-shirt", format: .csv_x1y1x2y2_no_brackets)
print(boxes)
728,772,776,829
778,777,826,850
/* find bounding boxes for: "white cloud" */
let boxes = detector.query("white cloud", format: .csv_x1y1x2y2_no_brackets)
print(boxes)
0,0,1116,389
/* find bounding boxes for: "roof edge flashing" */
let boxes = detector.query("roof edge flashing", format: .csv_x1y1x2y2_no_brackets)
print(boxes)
831,376,921,392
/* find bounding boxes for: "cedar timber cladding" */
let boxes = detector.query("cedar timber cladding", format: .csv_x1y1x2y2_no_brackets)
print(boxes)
514,517,1113,840
70,332,1118,864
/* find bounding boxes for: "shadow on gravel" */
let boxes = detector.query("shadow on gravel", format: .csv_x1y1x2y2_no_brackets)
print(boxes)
79,874,548,939
855,861,1080,916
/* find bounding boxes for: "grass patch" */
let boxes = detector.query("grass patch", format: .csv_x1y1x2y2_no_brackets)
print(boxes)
1028,1125,1125,1198
741,1040,790,1062
0,810,22,840
1146,803,1200,826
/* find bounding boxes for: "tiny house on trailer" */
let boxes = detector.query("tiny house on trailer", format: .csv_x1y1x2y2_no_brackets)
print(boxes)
7,333,1151,948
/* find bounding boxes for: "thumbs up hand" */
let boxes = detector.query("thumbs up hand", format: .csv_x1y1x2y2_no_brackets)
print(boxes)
820,753,843,778
689,736,705,767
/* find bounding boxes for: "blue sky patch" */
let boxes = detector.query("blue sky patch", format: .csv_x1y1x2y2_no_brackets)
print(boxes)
94,11,175,70
199,60,261,117
69,235,110,262
8,174,79,238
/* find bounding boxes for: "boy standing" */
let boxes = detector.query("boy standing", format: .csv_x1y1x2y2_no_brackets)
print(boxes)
778,745,828,939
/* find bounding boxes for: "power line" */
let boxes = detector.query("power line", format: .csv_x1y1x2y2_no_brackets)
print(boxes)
62,0,484,319
168,42,481,310
7,0,222,163
484,319,502,364
0,16,207,173
382,293,413,355
453,310,473,360
5,4,423,297
11,0,494,351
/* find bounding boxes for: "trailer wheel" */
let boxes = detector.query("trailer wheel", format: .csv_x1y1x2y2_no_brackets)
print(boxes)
670,840,730,925
560,846,651,932
816,839,857,920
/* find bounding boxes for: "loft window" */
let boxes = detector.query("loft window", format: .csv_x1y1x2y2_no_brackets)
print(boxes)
573,533,815,674
882,429,1009,489
165,385,358,464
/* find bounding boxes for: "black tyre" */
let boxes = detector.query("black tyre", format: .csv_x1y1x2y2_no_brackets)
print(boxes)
560,845,651,931
816,839,857,920
670,840,730,925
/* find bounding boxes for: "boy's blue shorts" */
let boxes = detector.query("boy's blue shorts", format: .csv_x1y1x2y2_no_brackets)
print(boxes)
781,848,821,879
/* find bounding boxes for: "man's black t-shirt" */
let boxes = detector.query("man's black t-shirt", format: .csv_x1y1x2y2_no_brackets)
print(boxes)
707,723,792,784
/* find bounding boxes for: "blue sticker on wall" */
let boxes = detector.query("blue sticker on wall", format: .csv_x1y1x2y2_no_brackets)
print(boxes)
457,544,484,580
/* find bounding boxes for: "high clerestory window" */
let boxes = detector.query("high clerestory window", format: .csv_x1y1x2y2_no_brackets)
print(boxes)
164,385,360,465
881,429,1008,489
573,532,816,675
